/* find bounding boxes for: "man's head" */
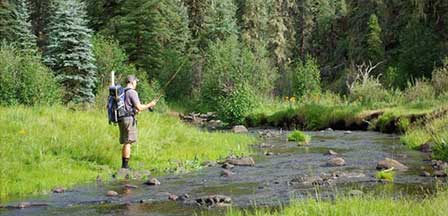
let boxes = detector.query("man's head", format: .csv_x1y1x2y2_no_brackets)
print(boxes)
126,75,139,89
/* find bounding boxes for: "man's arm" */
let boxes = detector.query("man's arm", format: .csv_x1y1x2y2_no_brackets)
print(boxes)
134,100,157,112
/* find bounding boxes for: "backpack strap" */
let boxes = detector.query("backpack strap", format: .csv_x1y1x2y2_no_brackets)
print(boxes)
123,88,136,117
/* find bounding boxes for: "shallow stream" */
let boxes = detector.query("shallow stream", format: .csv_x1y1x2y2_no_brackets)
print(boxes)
1,130,441,216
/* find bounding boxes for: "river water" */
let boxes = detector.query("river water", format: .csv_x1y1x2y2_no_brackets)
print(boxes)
1,130,441,216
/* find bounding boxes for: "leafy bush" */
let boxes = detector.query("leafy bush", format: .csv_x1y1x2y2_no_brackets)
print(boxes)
0,44,60,105
404,79,435,102
287,130,311,145
291,56,321,98
432,58,448,96
217,83,255,124
201,36,264,124
92,35,128,90
349,78,390,105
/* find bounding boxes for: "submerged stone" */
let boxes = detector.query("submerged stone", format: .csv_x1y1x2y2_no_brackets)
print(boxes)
221,163,235,169
327,157,346,166
196,195,232,207
144,178,161,186
324,150,338,156
376,158,408,171
106,190,119,197
224,157,255,166
221,169,234,177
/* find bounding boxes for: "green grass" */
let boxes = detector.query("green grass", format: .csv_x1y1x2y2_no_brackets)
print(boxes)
226,192,448,216
0,106,256,202
287,130,311,145
375,170,395,182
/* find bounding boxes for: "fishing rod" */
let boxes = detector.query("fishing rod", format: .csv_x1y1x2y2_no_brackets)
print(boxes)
148,58,188,111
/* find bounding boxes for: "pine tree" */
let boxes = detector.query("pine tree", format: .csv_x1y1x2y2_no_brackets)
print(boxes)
203,0,238,42
367,14,384,64
11,0,37,51
43,0,97,104
237,0,269,50
112,0,191,80
0,0,15,42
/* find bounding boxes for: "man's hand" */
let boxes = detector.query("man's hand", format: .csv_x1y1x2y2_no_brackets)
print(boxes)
147,99,158,109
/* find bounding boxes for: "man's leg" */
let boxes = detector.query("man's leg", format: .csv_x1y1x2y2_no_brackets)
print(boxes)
121,143,131,169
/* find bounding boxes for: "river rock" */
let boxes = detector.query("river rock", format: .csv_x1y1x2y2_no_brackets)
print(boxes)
52,187,65,193
168,194,178,201
178,193,190,201
327,157,346,166
432,160,448,170
224,157,255,166
123,184,138,189
376,158,408,171
324,150,338,156
264,151,274,156
349,190,364,197
231,125,248,133
221,163,235,169
106,190,119,197
196,195,232,207
433,170,447,177
420,171,431,177
144,178,161,186
221,169,234,177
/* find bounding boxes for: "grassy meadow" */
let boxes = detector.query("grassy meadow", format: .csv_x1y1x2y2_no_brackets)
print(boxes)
0,106,256,201
226,192,448,216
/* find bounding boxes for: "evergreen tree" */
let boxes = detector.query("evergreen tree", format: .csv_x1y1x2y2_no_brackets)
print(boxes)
203,0,238,42
29,0,51,47
366,14,384,64
237,0,269,50
11,0,37,51
111,0,191,81
0,0,15,42
43,0,97,104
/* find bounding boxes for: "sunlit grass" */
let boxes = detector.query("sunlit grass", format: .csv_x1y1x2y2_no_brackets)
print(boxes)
0,106,256,201
287,130,311,145
226,192,448,216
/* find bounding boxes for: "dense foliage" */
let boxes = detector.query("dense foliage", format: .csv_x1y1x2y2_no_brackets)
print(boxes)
0,0,447,120
0,44,60,105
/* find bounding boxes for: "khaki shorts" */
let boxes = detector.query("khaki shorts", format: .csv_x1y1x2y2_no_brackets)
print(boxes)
118,117,137,144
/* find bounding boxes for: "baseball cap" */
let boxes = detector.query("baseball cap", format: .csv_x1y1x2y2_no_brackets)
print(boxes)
126,75,139,83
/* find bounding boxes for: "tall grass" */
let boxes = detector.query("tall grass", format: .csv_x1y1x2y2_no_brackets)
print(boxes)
0,106,255,201
226,192,448,216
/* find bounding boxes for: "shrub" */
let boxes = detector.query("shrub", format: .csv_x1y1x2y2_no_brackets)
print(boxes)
287,130,311,145
92,35,128,90
0,44,60,105
432,58,448,96
216,83,255,124
349,78,390,105
201,36,262,123
404,79,435,102
291,56,321,98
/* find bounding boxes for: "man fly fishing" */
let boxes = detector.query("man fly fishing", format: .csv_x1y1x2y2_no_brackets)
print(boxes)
108,61,185,169
118,75,158,169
